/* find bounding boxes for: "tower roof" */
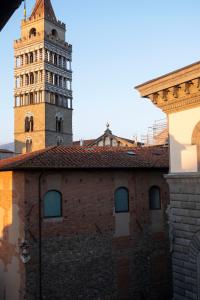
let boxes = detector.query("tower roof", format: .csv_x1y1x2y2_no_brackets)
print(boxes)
31,0,57,21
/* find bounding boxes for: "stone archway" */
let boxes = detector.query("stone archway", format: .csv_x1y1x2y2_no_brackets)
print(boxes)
191,121,200,171
192,122,200,145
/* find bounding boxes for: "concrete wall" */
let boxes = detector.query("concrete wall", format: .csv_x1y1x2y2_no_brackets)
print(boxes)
19,168,171,300
168,106,200,173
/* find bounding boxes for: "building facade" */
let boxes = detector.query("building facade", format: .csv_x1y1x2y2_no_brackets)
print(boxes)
74,124,142,147
14,0,73,154
136,61,200,299
0,145,171,300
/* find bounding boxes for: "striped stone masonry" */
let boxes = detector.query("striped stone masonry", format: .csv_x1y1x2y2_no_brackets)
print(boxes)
166,173,200,300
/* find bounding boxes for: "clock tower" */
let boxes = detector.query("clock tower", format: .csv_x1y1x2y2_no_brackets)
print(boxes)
14,0,73,153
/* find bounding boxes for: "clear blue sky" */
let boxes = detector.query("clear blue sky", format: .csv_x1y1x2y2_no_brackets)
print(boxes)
1,0,200,144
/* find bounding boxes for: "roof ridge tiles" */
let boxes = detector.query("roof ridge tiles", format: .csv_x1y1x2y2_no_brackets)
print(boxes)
0,145,169,171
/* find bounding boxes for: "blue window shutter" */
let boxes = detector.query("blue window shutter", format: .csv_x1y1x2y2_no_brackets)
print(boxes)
44,190,62,218
115,187,129,213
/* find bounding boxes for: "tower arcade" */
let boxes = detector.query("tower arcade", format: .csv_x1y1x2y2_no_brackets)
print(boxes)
14,0,73,153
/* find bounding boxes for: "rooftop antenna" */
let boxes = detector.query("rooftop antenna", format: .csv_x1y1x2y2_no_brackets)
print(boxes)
23,0,27,20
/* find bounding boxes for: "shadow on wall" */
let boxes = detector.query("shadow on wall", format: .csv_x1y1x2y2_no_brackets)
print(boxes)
0,172,27,300
169,134,198,173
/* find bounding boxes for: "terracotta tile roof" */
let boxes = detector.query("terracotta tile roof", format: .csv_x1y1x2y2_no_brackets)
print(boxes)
0,145,169,171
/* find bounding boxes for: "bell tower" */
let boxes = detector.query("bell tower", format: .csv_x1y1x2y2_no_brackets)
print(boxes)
14,0,73,153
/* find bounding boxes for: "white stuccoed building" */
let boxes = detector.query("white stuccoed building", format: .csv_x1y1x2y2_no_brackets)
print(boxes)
136,61,200,300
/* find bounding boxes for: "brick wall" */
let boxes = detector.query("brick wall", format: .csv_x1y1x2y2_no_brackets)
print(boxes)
4,168,171,299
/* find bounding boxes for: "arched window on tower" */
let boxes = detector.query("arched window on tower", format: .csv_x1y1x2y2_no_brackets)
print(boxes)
29,28,36,38
25,116,34,132
51,29,58,38
30,73,34,84
30,116,34,132
56,116,63,133
26,138,32,153
56,136,63,146
30,53,34,64
25,116,30,132
149,186,161,210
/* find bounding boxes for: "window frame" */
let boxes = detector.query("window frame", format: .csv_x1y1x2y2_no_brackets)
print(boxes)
149,185,161,210
114,186,129,213
43,190,62,219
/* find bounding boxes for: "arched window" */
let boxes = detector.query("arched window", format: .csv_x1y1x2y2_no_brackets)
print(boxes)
115,187,129,213
29,28,36,38
52,29,58,38
30,116,34,132
25,116,34,132
149,186,161,210
56,117,63,133
26,139,32,153
25,116,30,132
56,136,63,146
44,190,62,218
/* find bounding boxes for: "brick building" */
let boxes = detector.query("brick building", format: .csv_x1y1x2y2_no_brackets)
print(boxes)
0,145,171,300
0,1,173,299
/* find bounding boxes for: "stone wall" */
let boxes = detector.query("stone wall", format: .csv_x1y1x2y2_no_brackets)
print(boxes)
166,174,200,300
20,169,170,299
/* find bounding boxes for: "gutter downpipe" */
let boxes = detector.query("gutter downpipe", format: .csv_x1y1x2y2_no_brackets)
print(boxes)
38,171,45,300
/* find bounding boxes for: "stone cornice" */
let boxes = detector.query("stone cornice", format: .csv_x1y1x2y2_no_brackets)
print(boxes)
135,60,200,114
165,172,200,179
